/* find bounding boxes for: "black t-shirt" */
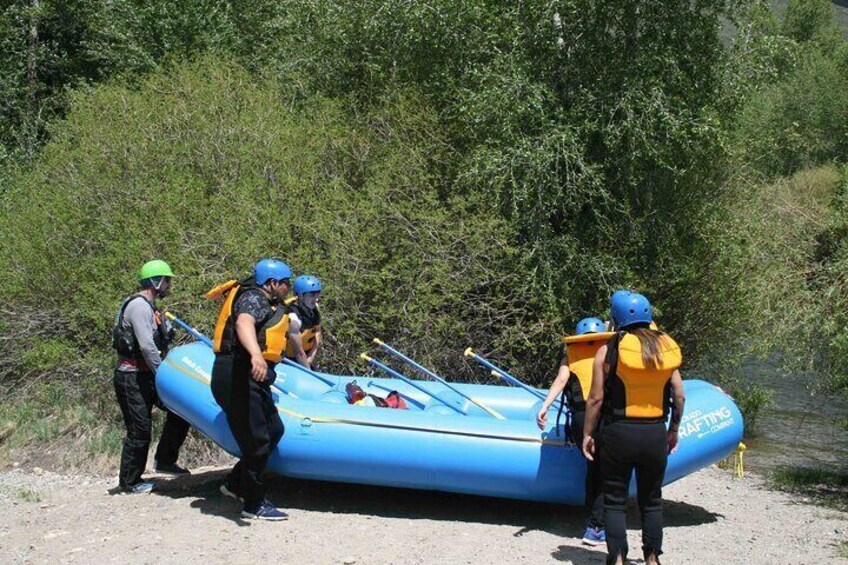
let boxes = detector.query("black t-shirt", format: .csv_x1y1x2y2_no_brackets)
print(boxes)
231,289,274,359
233,289,273,327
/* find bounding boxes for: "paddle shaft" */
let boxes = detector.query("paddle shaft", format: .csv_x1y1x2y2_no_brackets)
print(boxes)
281,357,335,387
466,349,564,411
374,339,505,419
361,355,468,416
165,312,213,347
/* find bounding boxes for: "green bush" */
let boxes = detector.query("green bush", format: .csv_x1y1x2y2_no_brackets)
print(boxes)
733,50,848,176
0,57,525,380
708,163,848,434
19,339,77,374
2,1,847,471
723,379,774,434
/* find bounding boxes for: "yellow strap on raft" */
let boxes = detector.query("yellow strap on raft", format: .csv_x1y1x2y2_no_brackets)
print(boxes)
205,279,239,300
734,442,746,479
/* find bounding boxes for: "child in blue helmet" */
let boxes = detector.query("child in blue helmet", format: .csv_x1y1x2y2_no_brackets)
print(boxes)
285,275,323,369
537,316,609,546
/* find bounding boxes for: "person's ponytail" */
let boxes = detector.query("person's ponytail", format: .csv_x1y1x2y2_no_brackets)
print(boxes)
630,328,666,369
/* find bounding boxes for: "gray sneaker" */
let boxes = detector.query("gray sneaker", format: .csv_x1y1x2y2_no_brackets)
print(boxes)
241,498,288,521
125,482,154,494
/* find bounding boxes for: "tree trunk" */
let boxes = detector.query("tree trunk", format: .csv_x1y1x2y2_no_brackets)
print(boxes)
25,0,39,161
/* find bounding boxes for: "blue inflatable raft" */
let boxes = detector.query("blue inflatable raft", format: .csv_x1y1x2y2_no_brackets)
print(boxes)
156,342,743,504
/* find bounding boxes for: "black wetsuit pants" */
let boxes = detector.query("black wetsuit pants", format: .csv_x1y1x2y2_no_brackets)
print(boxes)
600,420,668,564
211,354,285,509
113,369,190,489
570,410,604,529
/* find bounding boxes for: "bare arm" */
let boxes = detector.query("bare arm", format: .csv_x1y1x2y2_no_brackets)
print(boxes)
536,357,570,429
306,329,321,365
667,368,686,453
235,313,267,382
287,317,310,368
581,344,607,460
668,369,685,430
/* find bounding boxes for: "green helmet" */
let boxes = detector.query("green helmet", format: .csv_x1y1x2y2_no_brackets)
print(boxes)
138,259,174,281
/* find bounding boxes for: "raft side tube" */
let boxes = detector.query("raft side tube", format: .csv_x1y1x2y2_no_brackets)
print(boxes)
156,343,743,504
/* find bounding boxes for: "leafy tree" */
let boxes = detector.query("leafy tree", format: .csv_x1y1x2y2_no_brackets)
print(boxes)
0,59,528,383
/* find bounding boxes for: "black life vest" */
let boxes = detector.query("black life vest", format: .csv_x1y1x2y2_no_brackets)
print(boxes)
284,296,322,358
112,294,169,368
602,330,682,422
211,278,290,363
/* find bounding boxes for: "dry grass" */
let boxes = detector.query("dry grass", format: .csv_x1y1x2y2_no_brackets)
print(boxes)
0,382,233,476
16,488,41,502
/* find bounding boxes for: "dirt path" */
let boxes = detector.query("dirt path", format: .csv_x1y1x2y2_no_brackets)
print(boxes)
0,464,845,564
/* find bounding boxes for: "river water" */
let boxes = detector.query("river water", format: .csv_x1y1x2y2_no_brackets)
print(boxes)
727,365,848,474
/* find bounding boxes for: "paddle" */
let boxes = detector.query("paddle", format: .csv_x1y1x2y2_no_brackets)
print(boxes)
281,357,335,387
464,347,564,411
373,339,505,420
165,311,212,347
359,353,468,416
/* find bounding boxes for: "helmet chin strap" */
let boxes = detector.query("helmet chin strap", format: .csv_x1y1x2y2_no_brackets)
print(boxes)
149,276,169,297
260,280,279,302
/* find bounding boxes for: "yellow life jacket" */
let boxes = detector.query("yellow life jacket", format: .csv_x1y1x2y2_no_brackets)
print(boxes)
284,296,322,359
209,279,290,363
561,332,616,408
603,331,682,421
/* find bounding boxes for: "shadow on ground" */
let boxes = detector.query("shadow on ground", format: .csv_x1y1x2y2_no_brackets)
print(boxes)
550,543,609,564
149,467,724,537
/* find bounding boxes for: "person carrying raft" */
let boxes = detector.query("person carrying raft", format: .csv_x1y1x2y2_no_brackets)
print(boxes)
537,317,610,546
284,274,323,369
208,259,292,521
111,259,191,494
581,292,686,565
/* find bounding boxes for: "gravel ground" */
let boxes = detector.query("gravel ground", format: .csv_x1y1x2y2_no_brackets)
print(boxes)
0,463,845,564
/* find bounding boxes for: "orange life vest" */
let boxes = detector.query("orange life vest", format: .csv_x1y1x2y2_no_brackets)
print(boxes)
602,331,682,421
209,279,290,363
561,332,616,409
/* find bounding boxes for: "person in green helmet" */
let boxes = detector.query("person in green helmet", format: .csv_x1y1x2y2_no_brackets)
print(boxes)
112,260,191,494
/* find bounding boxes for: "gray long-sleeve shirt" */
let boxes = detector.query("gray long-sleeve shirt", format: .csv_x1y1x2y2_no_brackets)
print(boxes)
116,295,163,373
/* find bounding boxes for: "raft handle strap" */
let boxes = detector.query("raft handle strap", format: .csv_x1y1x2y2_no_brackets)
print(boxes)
734,442,746,478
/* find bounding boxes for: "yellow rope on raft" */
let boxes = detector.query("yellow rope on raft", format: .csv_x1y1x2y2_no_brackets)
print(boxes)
734,442,746,478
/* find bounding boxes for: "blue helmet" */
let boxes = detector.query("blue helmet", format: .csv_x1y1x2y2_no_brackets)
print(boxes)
609,289,632,328
610,289,632,308
610,292,653,329
575,317,606,335
293,274,323,295
254,259,292,285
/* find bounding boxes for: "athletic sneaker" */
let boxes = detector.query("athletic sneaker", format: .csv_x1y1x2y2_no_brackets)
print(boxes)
154,462,191,475
220,483,243,502
241,498,289,521
581,526,606,546
125,482,154,494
